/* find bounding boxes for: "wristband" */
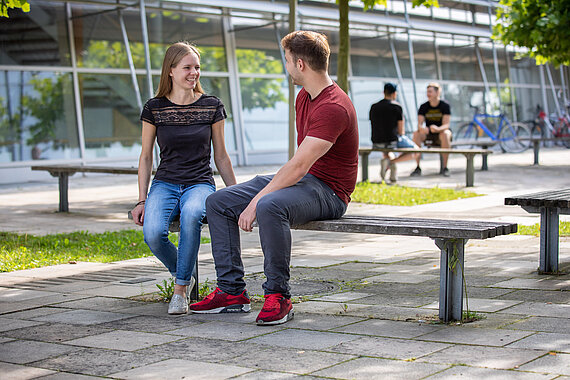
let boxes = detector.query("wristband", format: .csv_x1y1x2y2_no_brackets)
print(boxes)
135,200,146,207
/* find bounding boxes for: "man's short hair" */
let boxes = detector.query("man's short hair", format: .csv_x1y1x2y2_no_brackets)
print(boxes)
427,82,441,92
384,82,397,95
281,30,330,72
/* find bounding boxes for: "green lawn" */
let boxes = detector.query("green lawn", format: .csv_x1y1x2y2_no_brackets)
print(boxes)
0,230,210,272
352,182,481,206
517,221,570,237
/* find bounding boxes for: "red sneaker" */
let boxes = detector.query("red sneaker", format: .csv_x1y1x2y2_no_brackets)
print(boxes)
256,293,294,325
189,287,251,313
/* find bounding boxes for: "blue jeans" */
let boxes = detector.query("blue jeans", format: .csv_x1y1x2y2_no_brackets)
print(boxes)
143,180,215,286
206,174,347,298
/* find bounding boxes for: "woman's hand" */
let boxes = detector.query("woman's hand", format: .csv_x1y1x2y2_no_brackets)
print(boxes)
131,203,145,226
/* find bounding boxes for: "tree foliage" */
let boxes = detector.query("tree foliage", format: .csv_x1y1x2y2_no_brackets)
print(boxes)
0,0,29,18
493,0,570,67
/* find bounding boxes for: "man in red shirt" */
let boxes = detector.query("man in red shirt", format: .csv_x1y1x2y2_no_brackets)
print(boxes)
190,30,359,325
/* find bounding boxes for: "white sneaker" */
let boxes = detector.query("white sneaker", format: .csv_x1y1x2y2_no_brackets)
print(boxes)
380,158,390,181
167,277,195,315
389,162,397,182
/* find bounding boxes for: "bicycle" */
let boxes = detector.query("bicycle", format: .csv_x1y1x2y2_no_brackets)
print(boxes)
455,105,531,153
529,104,570,148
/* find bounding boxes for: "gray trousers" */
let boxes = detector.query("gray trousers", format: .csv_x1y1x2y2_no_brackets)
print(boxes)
206,174,347,298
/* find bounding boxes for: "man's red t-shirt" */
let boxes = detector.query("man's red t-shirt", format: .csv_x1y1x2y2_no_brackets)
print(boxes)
296,82,359,204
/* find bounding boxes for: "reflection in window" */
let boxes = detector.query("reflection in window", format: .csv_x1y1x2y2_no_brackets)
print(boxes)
0,71,78,162
240,78,288,151
79,74,142,159
350,34,396,78
200,77,237,152
234,19,284,75
0,1,71,66
439,38,481,82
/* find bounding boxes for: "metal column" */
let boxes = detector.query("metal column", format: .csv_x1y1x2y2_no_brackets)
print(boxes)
403,0,418,113
223,14,248,166
488,5,502,110
475,39,491,113
389,30,413,133
561,66,569,112
66,3,86,164
545,64,562,118
118,10,142,111
539,65,552,137
139,0,153,100
504,47,517,122
118,10,143,112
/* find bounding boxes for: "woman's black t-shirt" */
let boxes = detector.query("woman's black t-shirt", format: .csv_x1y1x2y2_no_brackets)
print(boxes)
140,95,226,186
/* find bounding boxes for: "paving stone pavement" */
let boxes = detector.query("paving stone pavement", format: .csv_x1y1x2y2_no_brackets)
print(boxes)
0,148,569,379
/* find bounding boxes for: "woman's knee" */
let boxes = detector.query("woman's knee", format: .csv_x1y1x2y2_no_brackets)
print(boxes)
181,203,206,225
143,225,169,248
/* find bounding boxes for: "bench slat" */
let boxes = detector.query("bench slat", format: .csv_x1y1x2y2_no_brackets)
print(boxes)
505,189,570,209
293,215,516,240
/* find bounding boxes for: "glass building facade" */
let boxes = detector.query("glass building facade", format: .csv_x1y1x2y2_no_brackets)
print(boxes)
0,0,568,183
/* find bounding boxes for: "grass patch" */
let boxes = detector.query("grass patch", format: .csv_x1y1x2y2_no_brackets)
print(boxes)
352,182,481,206
517,221,570,237
0,230,211,272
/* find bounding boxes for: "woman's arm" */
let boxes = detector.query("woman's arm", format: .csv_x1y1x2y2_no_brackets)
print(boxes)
211,119,237,187
132,121,156,226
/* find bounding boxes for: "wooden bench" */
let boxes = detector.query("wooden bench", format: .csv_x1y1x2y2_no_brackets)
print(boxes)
359,147,493,187
505,189,569,273
32,165,152,212
294,215,517,322
132,212,516,321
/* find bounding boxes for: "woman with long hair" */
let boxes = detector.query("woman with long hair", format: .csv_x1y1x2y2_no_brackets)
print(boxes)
131,42,236,314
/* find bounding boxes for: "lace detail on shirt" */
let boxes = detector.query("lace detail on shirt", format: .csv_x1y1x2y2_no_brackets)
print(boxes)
152,105,218,126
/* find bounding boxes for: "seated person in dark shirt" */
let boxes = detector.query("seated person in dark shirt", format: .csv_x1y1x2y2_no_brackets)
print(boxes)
369,82,418,183
412,82,452,177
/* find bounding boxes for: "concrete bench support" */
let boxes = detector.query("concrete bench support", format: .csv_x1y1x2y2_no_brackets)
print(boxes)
435,238,466,321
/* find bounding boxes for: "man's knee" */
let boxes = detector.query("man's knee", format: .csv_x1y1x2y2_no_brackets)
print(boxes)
440,130,452,145
205,188,228,213
256,196,285,220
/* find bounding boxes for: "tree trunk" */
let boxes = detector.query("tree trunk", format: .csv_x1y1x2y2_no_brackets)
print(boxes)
288,0,297,159
337,0,350,93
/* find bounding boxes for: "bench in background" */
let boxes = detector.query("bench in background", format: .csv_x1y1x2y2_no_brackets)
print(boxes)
359,147,493,187
505,189,569,273
32,165,152,212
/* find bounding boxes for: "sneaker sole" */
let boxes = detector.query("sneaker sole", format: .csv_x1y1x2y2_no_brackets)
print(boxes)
190,303,251,314
168,308,188,315
256,309,294,326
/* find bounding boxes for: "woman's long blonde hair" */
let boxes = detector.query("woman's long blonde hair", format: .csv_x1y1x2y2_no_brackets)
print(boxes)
155,42,204,98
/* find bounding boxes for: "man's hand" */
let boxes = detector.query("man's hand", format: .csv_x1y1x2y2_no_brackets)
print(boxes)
238,200,258,232
131,204,145,226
